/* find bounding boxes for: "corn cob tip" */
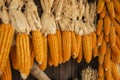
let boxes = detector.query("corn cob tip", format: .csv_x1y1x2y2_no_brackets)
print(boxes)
21,73,27,80
72,53,77,59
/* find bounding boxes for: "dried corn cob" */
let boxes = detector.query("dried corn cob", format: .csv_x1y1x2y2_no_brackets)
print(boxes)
82,35,92,63
71,31,78,59
111,61,120,80
112,19,120,35
110,26,116,46
104,47,111,71
100,39,106,55
91,32,97,49
97,32,104,47
40,36,47,71
32,30,44,65
10,46,18,70
106,1,115,18
30,44,35,70
100,6,106,19
1,60,12,80
76,34,82,63
56,30,63,64
110,44,120,56
96,19,103,36
47,34,59,67
97,0,105,13
16,33,31,79
93,45,99,58
62,31,71,63
98,54,104,64
98,64,104,78
0,24,14,76
104,35,109,43
112,0,120,15
104,15,111,36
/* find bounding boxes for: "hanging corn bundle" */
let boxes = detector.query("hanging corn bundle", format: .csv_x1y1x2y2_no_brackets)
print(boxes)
9,0,31,79
24,0,44,66
52,0,64,64
0,0,14,77
40,0,59,67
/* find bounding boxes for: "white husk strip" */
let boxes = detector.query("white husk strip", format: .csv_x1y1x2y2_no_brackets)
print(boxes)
24,0,42,31
40,0,56,36
0,5,9,24
58,0,73,31
9,0,30,34
81,67,98,80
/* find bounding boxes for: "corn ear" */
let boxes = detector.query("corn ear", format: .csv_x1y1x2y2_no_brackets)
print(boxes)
111,44,120,56
96,19,103,36
105,70,113,80
47,34,59,67
32,30,44,65
105,0,110,3
39,36,47,71
76,34,82,63
113,0,120,15
0,24,14,75
91,32,97,49
97,0,105,13
93,45,99,58
106,1,115,18
30,44,35,70
115,13,120,24
56,30,63,64
112,19,120,35
104,47,111,71
71,32,78,59
116,34,120,49
98,64,104,78
110,26,116,46
100,6,106,19
97,32,104,47
62,31,71,63
104,15,111,36
82,35,92,63
98,54,104,64
104,35,109,43
16,33,31,79
100,39,106,55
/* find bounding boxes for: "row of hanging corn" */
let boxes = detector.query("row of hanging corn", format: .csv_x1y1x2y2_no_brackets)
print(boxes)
0,0,120,80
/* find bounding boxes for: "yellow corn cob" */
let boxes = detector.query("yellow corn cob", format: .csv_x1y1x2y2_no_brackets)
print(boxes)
97,0,105,13
115,13,120,24
106,1,115,18
97,32,104,47
105,70,112,80
112,0,120,15
47,34,59,67
10,46,18,70
39,36,47,71
32,30,44,65
30,44,35,70
116,34,120,49
111,61,120,80
98,64,104,78
82,35,92,63
0,24,14,76
48,54,53,66
91,32,97,49
110,44,120,56
98,54,104,64
100,6,106,19
104,35,109,43
16,33,31,79
93,45,99,58
76,34,82,63
110,26,116,46
62,31,71,63
71,32,78,59
112,19,120,35
56,30,63,64
1,60,12,80
100,39,106,55
104,47,111,71
111,51,120,63
96,19,103,36
104,15,111,36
